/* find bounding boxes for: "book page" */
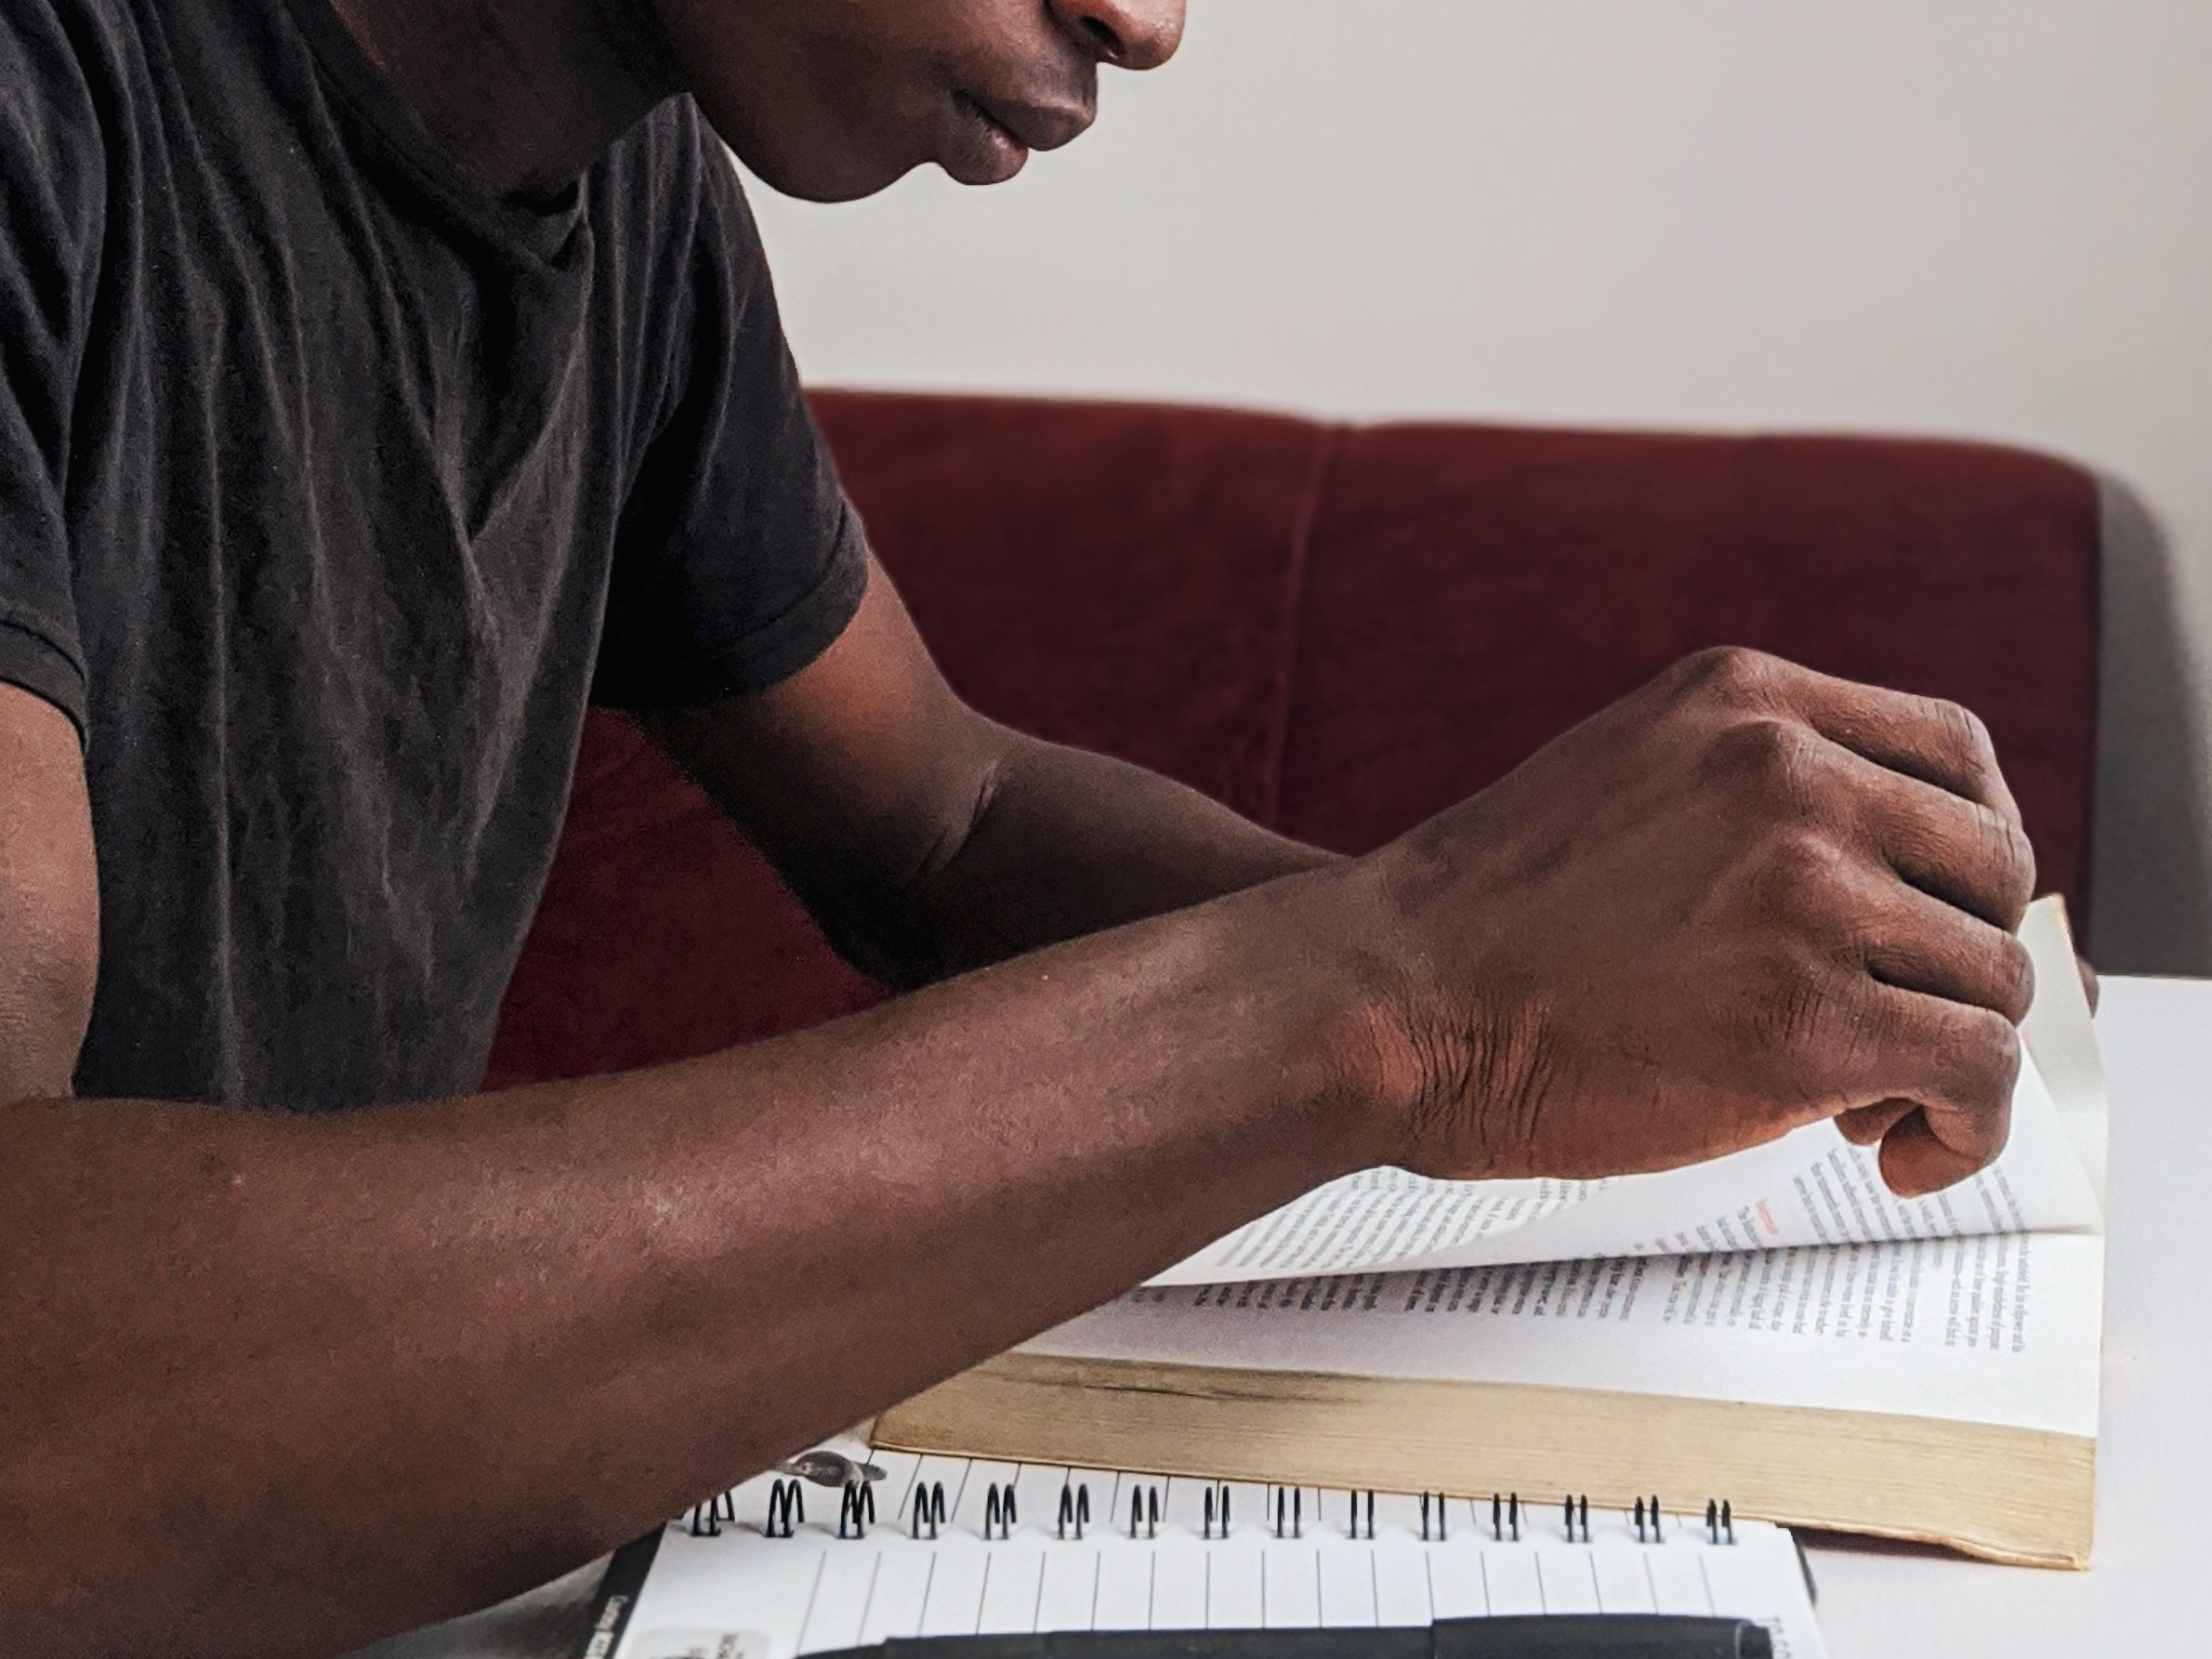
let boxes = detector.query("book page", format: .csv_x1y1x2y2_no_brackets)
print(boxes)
2019,897,2109,1204
1059,1231,2101,1437
612,1453,1825,1659
1153,1052,2101,1285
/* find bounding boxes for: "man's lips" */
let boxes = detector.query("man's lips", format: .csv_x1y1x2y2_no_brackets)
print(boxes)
942,92,1028,186
941,89,1092,186
965,91,1091,154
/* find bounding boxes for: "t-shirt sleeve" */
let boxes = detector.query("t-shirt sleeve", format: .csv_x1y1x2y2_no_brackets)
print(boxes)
0,7,101,737
592,121,868,709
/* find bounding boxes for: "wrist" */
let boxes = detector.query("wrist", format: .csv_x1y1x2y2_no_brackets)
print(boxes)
1238,857,1446,1179
1298,842,1547,1184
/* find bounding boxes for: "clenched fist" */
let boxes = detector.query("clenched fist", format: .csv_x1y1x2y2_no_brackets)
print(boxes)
1342,646,2036,1198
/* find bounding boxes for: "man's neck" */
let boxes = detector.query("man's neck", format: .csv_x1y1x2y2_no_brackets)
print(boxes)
325,0,686,200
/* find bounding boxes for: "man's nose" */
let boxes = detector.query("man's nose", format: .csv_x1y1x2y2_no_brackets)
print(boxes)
1049,0,1186,72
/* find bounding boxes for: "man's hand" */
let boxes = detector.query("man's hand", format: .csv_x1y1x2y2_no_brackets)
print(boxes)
1346,646,2036,1199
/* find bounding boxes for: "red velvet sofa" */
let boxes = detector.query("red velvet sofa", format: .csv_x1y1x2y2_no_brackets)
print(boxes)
486,392,2100,1088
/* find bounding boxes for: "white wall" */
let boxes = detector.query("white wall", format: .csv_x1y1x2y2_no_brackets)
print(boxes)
743,0,2212,974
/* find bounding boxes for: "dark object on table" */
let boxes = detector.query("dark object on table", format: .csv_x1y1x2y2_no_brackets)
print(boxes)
801,1616,1771,1659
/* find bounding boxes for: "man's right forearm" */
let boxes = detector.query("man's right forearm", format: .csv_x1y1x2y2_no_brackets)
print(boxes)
5,646,2047,1659
2,862,1389,1659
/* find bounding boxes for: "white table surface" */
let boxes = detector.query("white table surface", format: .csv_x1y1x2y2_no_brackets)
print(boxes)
1800,974,2210,1655
356,975,2211,1659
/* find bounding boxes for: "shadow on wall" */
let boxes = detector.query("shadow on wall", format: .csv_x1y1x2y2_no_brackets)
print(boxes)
2091,476,2212,975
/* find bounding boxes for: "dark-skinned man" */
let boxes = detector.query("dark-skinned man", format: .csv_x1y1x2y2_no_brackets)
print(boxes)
0,1,2053,1655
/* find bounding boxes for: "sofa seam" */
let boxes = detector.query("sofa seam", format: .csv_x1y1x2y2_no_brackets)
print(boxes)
1258,422,1347,831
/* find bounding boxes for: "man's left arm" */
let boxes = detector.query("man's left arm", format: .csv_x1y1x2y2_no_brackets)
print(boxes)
635,555,1338,988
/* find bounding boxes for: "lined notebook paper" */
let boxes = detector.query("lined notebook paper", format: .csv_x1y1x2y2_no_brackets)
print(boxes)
586,1451,1825,1659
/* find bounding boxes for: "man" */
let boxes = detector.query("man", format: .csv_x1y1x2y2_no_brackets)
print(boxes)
0,1,2046,1655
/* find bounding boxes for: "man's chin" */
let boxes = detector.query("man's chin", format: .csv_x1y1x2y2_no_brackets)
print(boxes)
723,109,1028,201
727,138,917,204
741,149,1029,201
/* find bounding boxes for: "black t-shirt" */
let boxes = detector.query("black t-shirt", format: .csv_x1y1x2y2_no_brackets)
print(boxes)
0,0,867,1110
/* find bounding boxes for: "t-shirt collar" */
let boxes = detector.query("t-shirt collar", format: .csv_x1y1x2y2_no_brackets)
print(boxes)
278,0,591,262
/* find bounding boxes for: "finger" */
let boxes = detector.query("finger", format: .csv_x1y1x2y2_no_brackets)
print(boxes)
1879,1110,1995,1200
1763,660,2025,832
1831,746,2037,932
1837,1099,1915,1146
1851,878,2037,1023
1862,987,2022,1196
2076,953,2100,1014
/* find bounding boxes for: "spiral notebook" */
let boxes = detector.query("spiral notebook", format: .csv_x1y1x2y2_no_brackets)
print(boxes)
580,1447,1825,1659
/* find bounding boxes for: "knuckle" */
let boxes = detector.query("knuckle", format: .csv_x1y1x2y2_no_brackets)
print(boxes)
1996,817,2039,911
1958,704,1998,765
1963,803,2037,920
1713,715,1823,797
1950,1008,2023,1123
1745,950,1845,1050
1762,826,1851,912
1679,644,1778,705
1992,936,2037,1025
1939,699,2003,783
1915,800,2034,926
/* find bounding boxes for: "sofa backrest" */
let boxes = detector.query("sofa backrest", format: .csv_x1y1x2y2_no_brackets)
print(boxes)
486,392,2100,1088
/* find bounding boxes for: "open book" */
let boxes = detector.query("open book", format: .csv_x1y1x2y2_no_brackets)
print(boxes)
877,900,2106,1569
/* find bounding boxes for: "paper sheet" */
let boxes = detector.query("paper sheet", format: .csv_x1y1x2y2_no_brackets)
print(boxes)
1157,1057,2098,1284
1157,898,2104,1285
1049,1228,2103,1437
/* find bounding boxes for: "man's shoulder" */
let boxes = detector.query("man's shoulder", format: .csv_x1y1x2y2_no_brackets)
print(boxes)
0,0,148,106
0,0,134,323
0,0,112,131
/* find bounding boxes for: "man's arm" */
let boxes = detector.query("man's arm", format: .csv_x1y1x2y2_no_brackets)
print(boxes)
643,554,2094,1063
1,665,1373,1659
0,686,97,1101
5,632,2036,1659
634,561,1340,987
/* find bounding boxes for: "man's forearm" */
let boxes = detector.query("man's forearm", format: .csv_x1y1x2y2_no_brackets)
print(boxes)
632,569,1338,990
3,864,1383,1659
876,729,1343,983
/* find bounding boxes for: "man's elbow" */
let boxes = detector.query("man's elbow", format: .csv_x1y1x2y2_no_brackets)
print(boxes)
0,911,97,1103
0,680,102,1104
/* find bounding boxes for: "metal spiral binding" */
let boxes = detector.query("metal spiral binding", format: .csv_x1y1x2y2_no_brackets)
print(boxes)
1560,1494,1590,1543
837,1479,876,1539
735,1461,1743,1556
1488,1492,1521,1542
1347,1489,1376,1539
686,1489,736,1538
1056,1480,1090,1539
910,1481,947,1539
1128,1485,1160,1539
982,1482,1017,1540
764,1478,804,1538
1705,1497,1735,1546
1201,1482,1230,1539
